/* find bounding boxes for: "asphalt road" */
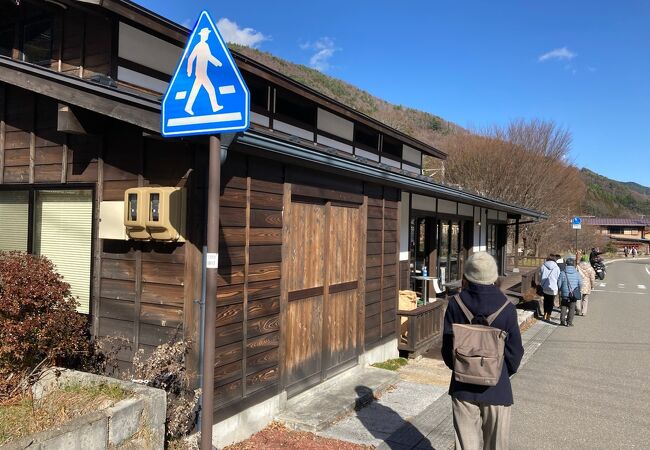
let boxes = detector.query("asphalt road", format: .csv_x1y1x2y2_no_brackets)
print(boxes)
510,258,650,449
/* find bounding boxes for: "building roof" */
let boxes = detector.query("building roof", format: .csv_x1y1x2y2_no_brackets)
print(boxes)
72,0,446,159
582,218,650,227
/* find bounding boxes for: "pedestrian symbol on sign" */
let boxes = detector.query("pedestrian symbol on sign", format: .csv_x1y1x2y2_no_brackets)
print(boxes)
184,28,223,115
161,11,250,137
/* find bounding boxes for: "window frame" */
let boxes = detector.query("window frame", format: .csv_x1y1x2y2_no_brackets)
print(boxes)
0,184,96,314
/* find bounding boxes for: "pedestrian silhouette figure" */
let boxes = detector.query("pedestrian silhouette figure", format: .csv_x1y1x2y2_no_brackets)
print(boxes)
185,27,223,115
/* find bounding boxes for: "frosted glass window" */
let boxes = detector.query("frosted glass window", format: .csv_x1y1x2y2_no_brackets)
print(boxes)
34,190,93,314
0,191,29,252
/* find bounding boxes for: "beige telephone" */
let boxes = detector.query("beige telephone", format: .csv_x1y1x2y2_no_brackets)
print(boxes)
124,188,149,240
144,187,186,242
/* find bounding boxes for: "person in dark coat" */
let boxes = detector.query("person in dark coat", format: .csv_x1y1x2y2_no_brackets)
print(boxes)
442,252,524,450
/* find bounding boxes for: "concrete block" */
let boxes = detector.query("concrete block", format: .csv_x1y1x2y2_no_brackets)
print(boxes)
107,398,144,445
44,414,108,450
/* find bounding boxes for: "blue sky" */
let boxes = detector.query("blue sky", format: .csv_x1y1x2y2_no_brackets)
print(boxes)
136,0,650,186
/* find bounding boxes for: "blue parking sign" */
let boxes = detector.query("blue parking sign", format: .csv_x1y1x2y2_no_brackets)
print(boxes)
161,11,250,137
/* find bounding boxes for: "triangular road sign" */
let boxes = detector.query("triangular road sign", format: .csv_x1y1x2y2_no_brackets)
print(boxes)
161,10,250,137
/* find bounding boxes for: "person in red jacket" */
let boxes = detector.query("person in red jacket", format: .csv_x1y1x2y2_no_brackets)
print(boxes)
442,252,524,450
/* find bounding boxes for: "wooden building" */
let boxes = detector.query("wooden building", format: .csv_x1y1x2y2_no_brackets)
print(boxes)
583,217,650,254
0,0,545,445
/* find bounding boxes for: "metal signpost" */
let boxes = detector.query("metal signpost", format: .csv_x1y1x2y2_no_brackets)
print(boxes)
161,11,250,450
572,217,582,259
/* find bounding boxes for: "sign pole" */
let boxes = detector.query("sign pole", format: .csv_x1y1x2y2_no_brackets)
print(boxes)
201,135,220,450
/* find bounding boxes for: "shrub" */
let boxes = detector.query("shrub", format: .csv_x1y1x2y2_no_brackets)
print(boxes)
0,251,91,398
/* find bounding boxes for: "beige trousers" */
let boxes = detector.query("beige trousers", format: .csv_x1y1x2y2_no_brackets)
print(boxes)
452,398,512,450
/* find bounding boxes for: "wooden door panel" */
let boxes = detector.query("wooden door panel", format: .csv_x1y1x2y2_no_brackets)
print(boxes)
286,295,323,386
328,206,359,284
326,289,358,369
324,204,360,373
287,201,326,292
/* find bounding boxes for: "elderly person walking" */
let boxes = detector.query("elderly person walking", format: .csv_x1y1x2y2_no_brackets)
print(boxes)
557,256,583,326
577,255,596,316
539,255,560,321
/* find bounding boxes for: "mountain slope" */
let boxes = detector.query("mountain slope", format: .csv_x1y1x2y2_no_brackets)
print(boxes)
231,44,456,147
231,45,649,219
581,169,650,217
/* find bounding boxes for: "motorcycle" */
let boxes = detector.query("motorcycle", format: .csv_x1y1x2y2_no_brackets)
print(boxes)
591,259,606,280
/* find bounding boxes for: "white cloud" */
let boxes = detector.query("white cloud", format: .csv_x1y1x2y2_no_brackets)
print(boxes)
181,18,193,29
300,37,338,71
216,18,269,48
538,47,577,62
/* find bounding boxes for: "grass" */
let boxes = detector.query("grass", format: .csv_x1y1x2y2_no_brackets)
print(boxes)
0,382,130,445
372,358,408,371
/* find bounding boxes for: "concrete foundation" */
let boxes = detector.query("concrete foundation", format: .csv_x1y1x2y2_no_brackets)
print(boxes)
211,391,287,449
359,337,399,366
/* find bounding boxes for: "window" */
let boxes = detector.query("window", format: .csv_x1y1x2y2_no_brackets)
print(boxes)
0,25,14,58
274,88,316,128
381,135,402,159
437,219,463,284
22,19,52,66
0,189,93,314
609,227,623,235
354,124,379,152
246,74,269,112
0,191,29,251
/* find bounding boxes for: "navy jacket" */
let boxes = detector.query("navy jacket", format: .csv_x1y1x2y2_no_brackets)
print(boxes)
441,283,524,406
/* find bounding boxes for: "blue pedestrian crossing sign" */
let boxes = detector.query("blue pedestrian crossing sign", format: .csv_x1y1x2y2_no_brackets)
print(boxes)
161,11,250,137
572,217,582,229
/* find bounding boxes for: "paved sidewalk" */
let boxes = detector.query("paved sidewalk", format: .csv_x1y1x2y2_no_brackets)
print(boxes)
373,316,554,450
317,310,539,449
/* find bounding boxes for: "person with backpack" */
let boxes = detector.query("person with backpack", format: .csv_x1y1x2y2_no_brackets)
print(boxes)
538,256,560,321
557,256,583,326
441,252,524,450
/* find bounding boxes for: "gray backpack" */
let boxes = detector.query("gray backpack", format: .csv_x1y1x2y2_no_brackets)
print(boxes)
451,295,510,386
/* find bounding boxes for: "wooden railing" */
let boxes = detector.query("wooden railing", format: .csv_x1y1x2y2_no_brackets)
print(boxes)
397,298,448,358
506,254,545,269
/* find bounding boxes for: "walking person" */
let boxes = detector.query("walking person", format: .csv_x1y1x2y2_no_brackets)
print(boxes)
577,255,596,316
442,252,524,450
539,255,560,321
624,246,629,258
557,256,583,326
632,247,638,258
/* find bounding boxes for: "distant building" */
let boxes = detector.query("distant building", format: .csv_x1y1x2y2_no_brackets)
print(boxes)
582,218,650,253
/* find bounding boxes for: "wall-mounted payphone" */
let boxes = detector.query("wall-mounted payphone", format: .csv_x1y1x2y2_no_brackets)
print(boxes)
123,188,149,240
123,187,186,242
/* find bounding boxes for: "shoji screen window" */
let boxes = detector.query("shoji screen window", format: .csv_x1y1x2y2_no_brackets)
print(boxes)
33,190,93,314
0,191,29,252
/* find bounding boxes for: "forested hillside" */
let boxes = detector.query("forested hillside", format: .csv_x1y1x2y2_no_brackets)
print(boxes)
581,169,650,217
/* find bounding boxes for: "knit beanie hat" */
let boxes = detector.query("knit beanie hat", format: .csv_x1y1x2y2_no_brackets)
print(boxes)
464,251,498,285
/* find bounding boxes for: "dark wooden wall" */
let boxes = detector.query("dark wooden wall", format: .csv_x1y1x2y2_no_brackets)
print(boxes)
1,3,113,81
0,83,196,371
363,185,399,349
212,152,283,417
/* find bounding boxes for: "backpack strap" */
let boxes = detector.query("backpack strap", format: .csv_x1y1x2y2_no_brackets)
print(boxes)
486,300,511,326
453,294,474,323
